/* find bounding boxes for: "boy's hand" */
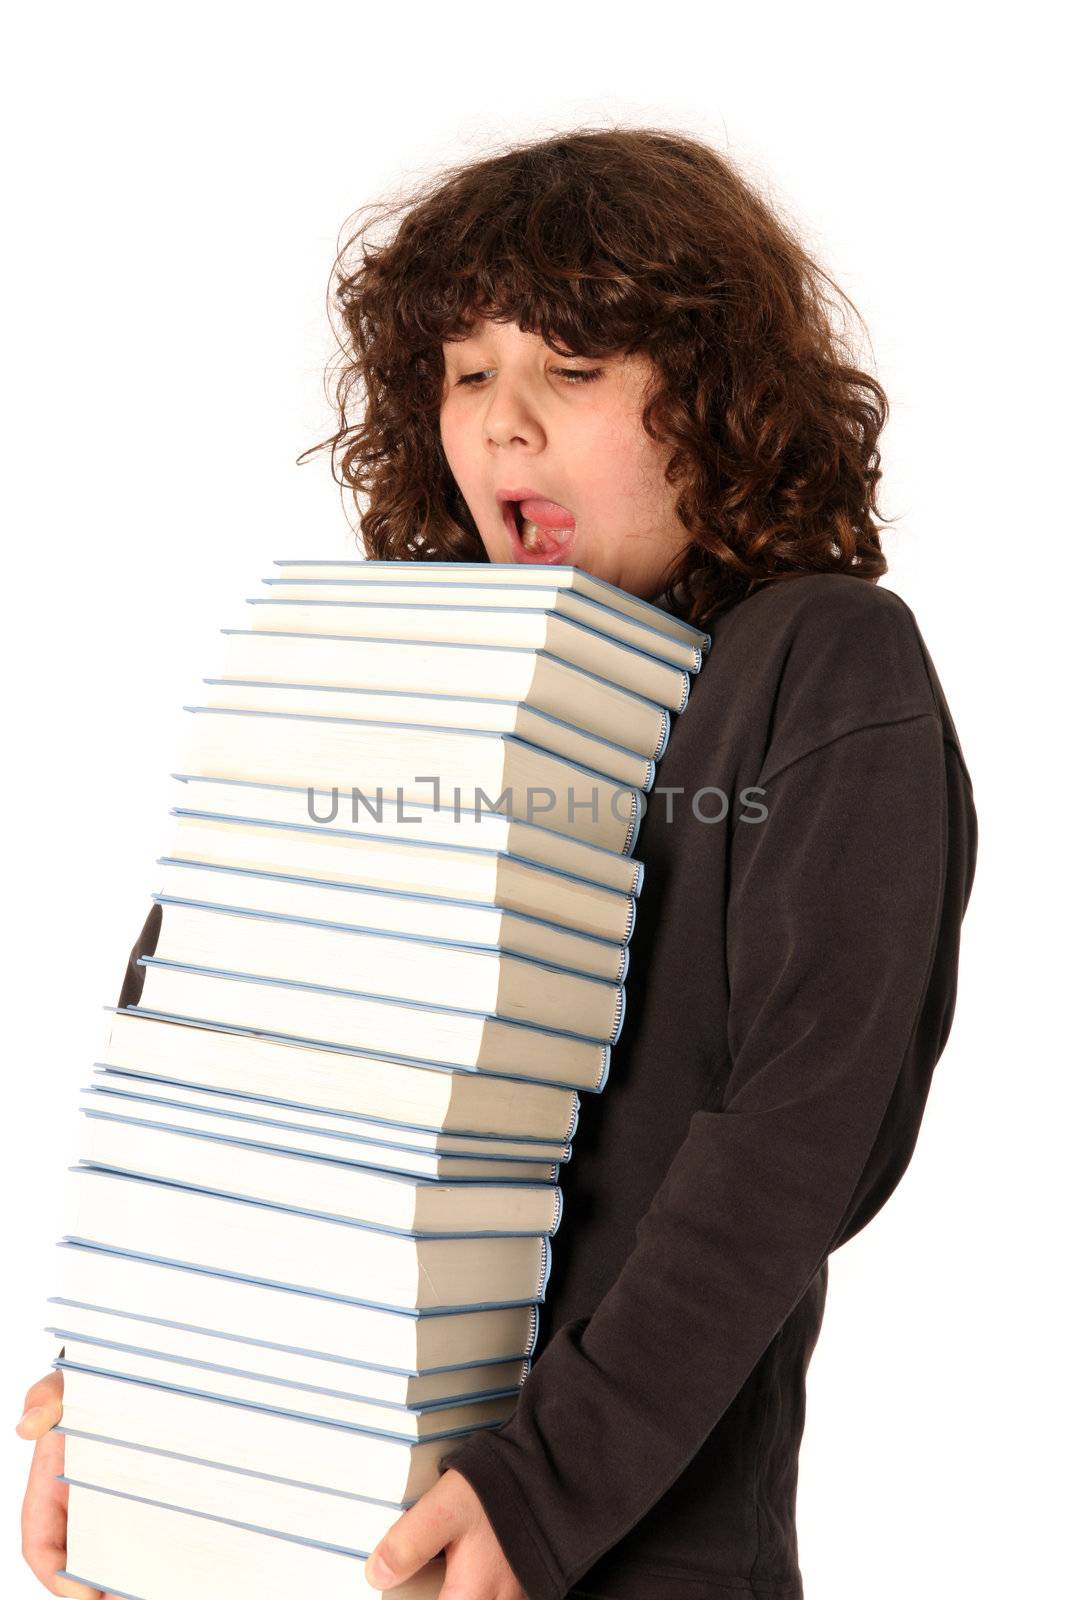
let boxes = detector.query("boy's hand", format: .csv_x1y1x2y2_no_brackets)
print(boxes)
364,1467,526,1598
16,1369,111,1600
19,1376,524,1600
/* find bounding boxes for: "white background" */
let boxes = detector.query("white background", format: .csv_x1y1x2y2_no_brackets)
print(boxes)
2,4,1062,1596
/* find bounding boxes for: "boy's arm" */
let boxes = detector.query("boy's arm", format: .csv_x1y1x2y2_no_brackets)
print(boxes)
436,710,978,1600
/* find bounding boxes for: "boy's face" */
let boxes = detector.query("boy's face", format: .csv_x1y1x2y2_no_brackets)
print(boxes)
439,318,691,599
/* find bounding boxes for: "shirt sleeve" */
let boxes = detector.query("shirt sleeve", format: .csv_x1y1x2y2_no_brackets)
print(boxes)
436,709,978,1600
117,900,162,1008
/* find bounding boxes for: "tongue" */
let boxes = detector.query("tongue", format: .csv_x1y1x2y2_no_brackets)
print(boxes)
519,497,575,530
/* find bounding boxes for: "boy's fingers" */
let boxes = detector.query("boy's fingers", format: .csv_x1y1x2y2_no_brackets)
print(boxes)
20,1426,101,1598
17,1371,109,1598
364,1481,461,1588
21,1428,67,1561
23,1369,63,1405
20,1369,62,1411
18,1370,64,1436
16,1397,64,1439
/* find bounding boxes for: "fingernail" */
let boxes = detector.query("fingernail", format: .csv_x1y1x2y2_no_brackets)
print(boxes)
16,1405,42,1433
366,1553,395,1585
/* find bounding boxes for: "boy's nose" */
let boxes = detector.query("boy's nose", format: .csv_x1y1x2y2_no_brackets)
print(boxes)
482,373,546,449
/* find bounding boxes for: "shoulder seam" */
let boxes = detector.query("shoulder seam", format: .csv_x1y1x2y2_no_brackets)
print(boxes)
759,711,941,788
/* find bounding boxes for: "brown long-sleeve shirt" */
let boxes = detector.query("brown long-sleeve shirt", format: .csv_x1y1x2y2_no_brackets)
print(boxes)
117,571,977,1600
434,572,978,1599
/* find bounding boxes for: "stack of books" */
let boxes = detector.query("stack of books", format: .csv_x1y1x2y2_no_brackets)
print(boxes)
50,560,712,1599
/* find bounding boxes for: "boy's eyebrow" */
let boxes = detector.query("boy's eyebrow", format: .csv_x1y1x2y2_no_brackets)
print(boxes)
442,330,490,357
439,332,614,366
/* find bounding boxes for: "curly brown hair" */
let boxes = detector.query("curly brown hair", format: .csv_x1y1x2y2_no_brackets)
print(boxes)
298,125,893,629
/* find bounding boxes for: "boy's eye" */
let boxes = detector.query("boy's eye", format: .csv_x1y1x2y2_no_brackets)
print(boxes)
454,367,603,387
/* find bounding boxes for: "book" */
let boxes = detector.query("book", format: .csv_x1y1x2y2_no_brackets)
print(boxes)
99,1010,582,1140
171,773,645,898
61,1479,445,1599
152,857,629,984
79,1110,564,1235
60,1431,425,1544
84,1078,568,1175
219,627,672,756
129,958,612,1090
65,1167,553,1309
56,1345,520,1439
245,594,696,706
54,1243,540,1369
49,557,713,1595
201,675,658,791
48,1302,531,1404
264,567,711,660
59,1365,482,1498
166,803,639,942
179,704,644,854
271,558,712,653
147,895,625,1042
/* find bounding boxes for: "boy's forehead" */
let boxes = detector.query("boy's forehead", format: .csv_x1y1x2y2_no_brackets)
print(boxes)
443,318,581,355
447,317,532,343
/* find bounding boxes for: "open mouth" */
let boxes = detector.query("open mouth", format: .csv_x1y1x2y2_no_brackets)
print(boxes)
501,499,576,565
